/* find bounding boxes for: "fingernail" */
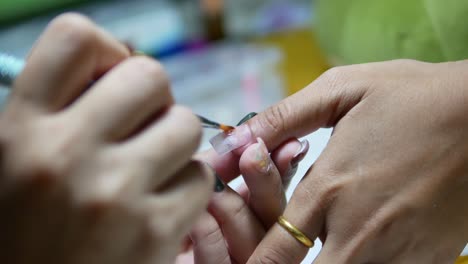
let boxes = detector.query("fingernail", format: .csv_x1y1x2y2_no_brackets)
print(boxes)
291,139,309,167
214,174,225,192
209,124,254,155
285,140,309,179
237,112,257,126
255,137,271,173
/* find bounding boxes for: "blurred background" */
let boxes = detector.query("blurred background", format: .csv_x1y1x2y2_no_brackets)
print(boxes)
0,0,467,262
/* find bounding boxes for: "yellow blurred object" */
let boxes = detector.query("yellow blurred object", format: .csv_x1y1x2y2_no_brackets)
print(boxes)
456,256,468,264
254,28,330,96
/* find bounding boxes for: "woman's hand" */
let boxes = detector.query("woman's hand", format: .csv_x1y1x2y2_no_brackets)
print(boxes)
0,14,213,264
231,60,468,263
176,136,309,264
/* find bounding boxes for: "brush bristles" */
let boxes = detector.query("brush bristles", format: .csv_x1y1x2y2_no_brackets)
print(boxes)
219,124,235,133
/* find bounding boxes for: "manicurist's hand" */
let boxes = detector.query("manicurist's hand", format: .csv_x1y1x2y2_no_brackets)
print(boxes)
0,13,213,264
235,60,468,263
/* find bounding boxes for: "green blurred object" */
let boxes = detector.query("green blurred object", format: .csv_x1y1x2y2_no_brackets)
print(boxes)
315,0,468,65
0,0,89,24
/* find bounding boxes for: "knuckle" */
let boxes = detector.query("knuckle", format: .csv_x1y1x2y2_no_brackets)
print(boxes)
48,13,97,53
80,186,118,209
123,56,172,101
170,106,203,150
17,155,62,187
76,176,125,213
220,194,248,224
148,214,186,241
80,196,115,219
190,216,223,246
319,66,350,90
77,183,126,219
259,102,291,135
294,169,343,213
127,56,169,85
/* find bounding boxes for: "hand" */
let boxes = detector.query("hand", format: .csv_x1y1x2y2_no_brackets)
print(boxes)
0,14,213,264
176,136,310,264
233,60,468,263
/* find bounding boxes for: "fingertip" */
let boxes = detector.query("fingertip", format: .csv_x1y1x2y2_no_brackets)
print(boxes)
239,140,270,176
238,142,260,171
195,149,241,183
270,138,302,176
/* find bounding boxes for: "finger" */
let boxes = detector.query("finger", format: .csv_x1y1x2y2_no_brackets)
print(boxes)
311,242,339,264
195,149,241,183
231,65,371,152
189,213,231,264
13,13,129,111
133,162,214,264
236,183,250,203
116,105,202,191
209,181,265,264
144,161,214,240
196,137,308,186
193,112,258,183
248,166,329,264
67,56,172,140
270,138,309,186
239,138,286,228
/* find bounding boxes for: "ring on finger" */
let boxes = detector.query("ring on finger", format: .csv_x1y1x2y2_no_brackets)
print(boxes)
277,216,314,248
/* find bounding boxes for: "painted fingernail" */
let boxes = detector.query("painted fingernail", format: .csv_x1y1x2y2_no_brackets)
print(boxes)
214,174,225,192
256,137,271,173
285,140,309,179
237,112,257,126
291,139,309,167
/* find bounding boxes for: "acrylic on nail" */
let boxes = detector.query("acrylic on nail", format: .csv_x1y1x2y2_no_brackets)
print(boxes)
209,125,253,155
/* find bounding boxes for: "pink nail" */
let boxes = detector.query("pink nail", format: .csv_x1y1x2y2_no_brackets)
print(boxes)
291,139,309,166
209,125,254,155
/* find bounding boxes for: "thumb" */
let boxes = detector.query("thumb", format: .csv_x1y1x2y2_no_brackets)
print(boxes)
235,66,370,152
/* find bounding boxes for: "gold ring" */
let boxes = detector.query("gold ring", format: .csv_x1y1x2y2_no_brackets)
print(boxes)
277,216,314,248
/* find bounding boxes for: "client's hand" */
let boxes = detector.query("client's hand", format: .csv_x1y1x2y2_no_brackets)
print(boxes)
176,136,309,264
0,14,213,264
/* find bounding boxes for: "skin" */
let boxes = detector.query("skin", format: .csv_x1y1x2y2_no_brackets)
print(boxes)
0,14,214,264
178,131,309,263
177,139,289,264
0,13,308,264
230,59,468,263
